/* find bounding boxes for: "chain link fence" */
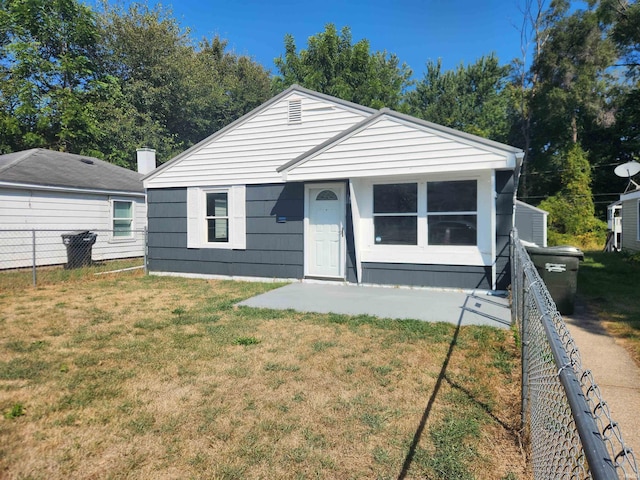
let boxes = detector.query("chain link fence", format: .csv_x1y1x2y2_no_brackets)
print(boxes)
0,228,147,288
511,229,639,479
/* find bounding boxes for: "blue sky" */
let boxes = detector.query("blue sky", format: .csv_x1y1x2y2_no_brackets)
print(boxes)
89,0,530,78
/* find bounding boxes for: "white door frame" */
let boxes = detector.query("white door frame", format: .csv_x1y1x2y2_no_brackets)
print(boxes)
304,182,346,279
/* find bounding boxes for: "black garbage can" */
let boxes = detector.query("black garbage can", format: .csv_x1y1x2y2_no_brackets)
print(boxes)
61,231,98,269
525,245,584,315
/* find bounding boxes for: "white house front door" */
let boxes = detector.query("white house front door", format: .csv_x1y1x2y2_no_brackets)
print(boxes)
305,184,345,278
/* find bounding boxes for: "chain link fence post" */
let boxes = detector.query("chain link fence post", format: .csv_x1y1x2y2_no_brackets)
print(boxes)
32,229,37,287
144,226,148,275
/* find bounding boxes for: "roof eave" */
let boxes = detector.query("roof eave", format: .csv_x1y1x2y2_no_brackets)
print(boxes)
0,181,145,197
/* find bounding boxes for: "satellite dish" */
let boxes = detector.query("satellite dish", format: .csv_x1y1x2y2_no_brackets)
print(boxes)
614,161,640,193
614,161,640,178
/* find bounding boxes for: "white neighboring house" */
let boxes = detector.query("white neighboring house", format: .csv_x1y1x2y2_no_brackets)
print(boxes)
619,189,640,253
0,148,155,269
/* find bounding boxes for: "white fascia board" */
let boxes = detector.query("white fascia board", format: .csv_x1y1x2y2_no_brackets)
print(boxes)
0,181,145,198
285,159,511,182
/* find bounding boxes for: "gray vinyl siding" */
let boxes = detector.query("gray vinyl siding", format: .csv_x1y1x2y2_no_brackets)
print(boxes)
147,183,305,278
361,263,492,289
148,171,516,290
515,201,546,246
621,199,640,252
495,171,515,290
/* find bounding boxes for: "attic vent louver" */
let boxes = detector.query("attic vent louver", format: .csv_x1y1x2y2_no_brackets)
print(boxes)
80,158,94,165
288,99,302,124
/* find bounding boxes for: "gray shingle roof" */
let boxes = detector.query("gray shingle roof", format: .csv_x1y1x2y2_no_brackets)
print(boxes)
0,149,144,194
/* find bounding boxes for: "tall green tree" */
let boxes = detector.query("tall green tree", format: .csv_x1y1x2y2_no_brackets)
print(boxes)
96,2,271,167
538,143,602,235
596,0,640,180
273,24,412,109
523,1,617,201
0,0,102,153
407,55,512,142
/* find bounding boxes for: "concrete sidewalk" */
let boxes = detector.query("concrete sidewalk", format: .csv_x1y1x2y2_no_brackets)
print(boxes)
237,282,512,328
564,299,640,463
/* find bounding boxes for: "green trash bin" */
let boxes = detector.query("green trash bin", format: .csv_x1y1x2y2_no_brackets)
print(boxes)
525,245,584,315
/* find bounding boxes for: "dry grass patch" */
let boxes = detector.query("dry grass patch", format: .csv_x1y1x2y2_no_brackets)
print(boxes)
0,272,528,479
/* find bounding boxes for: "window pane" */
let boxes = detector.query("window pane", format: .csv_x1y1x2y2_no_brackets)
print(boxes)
428,215,477,245
374,216,417,245
374,183,417,214
207,193,228,217
316,189,338,201
427,181,476,212
113,219,132,237
207,218,228,242
114,201,133,219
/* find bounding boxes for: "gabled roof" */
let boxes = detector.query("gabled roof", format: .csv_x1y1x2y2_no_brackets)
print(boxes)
278,108,522,174
277,108,523,180
142,84,377,183
0,149,144,194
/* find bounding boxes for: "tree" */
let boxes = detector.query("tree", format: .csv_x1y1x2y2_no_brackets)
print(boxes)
538,143,602,235
273,24,412,109
407,55,512,142
599,0,640,77
0,0,102,153
523,2,617,201
96,2,271,167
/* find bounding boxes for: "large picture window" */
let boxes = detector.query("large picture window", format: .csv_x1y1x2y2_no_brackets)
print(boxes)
373,183,418,245
206,192,229,243
112,200,134,238
427,180,477,246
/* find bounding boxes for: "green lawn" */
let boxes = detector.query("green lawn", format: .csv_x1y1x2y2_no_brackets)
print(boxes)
578,251,640,364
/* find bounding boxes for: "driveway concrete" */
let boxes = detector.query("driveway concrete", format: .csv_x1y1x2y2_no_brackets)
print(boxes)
564,299,640,466
237,282,512,328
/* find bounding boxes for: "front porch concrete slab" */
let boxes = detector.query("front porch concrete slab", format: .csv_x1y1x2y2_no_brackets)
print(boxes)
237,282,511,328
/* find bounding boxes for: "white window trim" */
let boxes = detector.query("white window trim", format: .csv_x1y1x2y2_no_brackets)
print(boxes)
109,197,135,242
372,182,419,245
351,171,494,267
426,180,478,247
187,185,246,250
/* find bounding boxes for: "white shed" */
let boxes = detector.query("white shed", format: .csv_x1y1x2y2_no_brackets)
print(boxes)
515,200,548,247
